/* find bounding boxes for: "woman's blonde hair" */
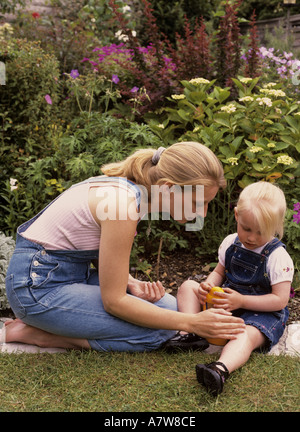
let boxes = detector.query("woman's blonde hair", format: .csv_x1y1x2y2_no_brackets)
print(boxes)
236,181,286,239
101,141,226,192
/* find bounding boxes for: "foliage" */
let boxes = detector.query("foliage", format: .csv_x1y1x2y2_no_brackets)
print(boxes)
80,0,261,116
0,0,26,16
0,113,163,236
146,76,300,259
0,38,61,169
284,200,300,274
0,232,15,310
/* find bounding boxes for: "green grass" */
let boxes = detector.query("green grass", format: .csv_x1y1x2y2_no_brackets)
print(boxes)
0,350,299,412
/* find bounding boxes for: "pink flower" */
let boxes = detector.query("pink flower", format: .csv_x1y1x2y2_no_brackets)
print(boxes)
32,12,41,19
45,94,52,105
112,74,119,84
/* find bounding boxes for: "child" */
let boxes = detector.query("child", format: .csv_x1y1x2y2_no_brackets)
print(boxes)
176,181,294,396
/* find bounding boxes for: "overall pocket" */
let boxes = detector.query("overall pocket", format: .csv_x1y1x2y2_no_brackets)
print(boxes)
230,256,258,284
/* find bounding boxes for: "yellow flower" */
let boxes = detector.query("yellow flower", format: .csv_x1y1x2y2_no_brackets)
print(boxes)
267,142,275,148
277,155,293,165
227,157,238,165
249,146,264,153
240,77,253,83
263,82,277,88
171,94,185,100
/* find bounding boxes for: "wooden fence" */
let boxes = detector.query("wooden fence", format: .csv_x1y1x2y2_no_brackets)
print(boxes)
240,13,300,49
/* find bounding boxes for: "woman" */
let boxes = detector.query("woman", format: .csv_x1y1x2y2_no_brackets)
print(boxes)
3,142,245,352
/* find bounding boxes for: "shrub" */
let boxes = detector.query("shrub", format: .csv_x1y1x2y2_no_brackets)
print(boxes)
146,77,300,263
0,232,15,310
0,38,61,164
0,112,163,235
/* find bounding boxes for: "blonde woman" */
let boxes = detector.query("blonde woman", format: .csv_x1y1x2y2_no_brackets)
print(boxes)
3,142,245,352
176,182,294,396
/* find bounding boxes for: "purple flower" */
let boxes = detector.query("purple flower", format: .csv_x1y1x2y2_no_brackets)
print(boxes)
45,94,52,105
112,74,119,84
70,69,80,79
293,202,300,212
130,86,139,93
290,287,295,298
293,212,300,224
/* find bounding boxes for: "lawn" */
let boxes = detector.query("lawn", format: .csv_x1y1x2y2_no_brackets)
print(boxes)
0,349,299,413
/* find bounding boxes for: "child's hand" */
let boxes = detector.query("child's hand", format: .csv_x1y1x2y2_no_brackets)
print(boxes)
197,281,213,305
210,287,243,312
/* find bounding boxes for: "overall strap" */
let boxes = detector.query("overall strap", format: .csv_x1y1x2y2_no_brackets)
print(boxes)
261,238,285,257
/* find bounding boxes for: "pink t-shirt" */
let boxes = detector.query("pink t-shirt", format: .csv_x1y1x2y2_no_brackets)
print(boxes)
22,178,140,250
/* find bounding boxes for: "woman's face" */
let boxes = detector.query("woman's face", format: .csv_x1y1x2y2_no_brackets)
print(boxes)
168,185,219,224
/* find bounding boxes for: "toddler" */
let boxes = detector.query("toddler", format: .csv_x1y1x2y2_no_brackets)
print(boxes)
176,182,294,396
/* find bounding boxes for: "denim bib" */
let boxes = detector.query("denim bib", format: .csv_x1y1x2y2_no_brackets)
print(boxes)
224,236,285,296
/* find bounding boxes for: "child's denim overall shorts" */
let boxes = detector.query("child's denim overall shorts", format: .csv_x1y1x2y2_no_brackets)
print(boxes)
224,236,289,351
5,176,177,352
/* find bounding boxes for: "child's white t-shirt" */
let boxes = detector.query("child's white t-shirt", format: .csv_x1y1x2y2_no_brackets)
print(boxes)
218,233,294,286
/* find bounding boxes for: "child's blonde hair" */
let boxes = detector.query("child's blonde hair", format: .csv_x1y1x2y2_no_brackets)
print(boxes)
236,181,286,239
101,141,226,192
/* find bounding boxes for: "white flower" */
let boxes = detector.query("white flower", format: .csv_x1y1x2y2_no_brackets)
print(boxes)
122,5,131,13
189,78,210,85
239,96,254,103
221,103,236,113
260,88,286,97
267,143,276,148
10,178,18,191
256,97,272,107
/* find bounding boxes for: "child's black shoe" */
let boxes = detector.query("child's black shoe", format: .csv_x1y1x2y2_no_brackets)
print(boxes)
195,361,229,396
162,332,209,352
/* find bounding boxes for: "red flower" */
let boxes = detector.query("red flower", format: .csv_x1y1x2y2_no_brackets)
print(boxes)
32,12,41,19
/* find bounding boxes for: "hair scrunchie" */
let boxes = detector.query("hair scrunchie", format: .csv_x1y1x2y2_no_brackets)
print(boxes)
152,147,165,165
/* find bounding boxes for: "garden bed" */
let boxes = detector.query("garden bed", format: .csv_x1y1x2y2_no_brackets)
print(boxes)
135,250,300,326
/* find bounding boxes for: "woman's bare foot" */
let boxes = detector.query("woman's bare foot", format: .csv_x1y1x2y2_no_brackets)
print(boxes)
4,319,90,350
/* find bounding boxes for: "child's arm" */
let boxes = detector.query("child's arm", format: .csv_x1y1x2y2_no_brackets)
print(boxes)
213,281,291,312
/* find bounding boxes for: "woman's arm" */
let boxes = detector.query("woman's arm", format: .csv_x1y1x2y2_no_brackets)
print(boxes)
90,186,245,338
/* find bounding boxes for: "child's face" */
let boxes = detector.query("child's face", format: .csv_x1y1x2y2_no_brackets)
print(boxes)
234,209,272,250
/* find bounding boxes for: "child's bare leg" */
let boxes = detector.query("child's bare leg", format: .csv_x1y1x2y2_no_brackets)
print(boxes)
177,280,201,314
195,325,266,396
218,325,266,373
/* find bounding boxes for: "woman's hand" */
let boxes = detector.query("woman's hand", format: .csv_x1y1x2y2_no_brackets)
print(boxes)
127,277,166,303
188,308,245,340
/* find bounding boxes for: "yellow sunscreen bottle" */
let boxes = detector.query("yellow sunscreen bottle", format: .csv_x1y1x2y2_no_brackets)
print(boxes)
203,287,228,346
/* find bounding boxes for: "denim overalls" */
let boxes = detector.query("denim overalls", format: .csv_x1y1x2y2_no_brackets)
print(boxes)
224,236,289,351
5,176,177,352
